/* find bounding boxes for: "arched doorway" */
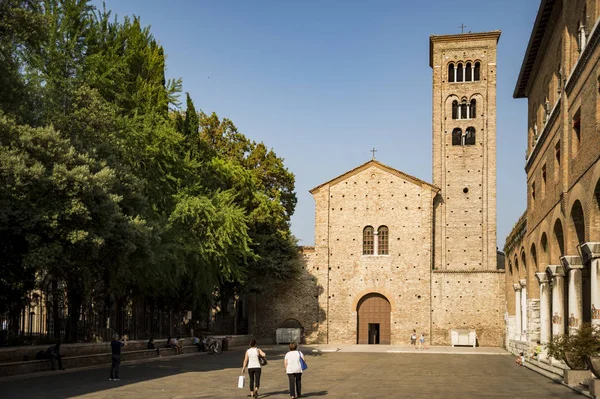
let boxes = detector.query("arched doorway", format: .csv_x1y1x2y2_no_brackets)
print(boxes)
356,293,391,344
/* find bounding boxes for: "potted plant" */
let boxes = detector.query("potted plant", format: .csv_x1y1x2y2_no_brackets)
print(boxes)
546,323,600,386
546,323,600,369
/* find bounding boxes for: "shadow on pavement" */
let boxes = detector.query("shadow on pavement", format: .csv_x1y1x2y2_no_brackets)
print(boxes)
259,390,328,398
300,391,328,397
0,347,290,399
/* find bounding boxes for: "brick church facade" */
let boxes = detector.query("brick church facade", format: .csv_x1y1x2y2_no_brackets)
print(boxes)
249,31,506,347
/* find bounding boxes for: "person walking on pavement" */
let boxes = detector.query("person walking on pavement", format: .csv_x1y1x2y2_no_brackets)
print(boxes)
410,329,417,346
109,334,126,381
418,332,428,350
241,340,266,398
284,342,306,399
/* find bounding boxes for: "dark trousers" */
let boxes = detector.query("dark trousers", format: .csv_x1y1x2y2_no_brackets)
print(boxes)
287,373,302,397
248,367,262,391
50,354,63,371
110,354,121,379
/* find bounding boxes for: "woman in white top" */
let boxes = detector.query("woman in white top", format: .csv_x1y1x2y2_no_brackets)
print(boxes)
242,340,266,398
284,342,306,399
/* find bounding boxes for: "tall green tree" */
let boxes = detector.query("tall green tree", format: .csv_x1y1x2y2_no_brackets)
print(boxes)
183,93,199,137
0,0,47,123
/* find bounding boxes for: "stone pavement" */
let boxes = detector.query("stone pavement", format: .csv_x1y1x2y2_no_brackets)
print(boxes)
309,344,508,355
0,345,585,399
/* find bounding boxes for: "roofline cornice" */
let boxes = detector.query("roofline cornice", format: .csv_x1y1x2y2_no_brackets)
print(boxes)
514,0,557,98
309,160,440,195
429,31,501,68
565,16,600,94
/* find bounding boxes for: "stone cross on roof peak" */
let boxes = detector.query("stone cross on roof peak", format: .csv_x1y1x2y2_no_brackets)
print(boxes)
370,147,377,160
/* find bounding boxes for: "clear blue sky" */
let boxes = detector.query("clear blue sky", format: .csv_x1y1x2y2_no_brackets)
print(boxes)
93,0,540,248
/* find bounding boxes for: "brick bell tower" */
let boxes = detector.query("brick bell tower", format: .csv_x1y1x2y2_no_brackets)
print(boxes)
430,31,500,271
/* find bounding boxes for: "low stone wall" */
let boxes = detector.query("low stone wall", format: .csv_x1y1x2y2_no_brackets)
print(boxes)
209,335,251,348
0,334,251,377
0,335,250,364
0,339,170,363
507,339,529,356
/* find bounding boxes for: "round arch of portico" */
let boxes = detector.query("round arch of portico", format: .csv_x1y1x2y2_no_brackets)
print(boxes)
538,231,549,268
520,247,528,280
549,206,566,264
533,217,551,270
588,161,600,238
566,182,588,252
528,242,540,298
526,228,539,272
352,289,396,313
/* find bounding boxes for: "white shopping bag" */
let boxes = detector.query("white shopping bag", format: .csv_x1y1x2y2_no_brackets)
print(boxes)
238,375,245,389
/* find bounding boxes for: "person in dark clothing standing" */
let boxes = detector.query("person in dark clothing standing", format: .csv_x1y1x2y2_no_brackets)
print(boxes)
45,342,65,371
147,337,159,355
109,334,126,381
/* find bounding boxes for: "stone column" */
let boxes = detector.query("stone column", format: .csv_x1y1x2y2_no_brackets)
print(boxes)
561,255,583,333
536,272,551,344
547,265,565,336
581,243,600,326
520,279,528,341
513,284,522,340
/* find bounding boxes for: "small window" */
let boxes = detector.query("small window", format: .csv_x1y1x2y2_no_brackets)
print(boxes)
377,226,389,255
363,226,374,255
452,128,462,146
541,164,547,199
465,62,472,82
457,63,464,82
470,99,477,119
448,63,455,83
474,62,481,81
532,182,536,202
572,109,581,156
465,127,476,145
452,100,458,119
554,141,561,181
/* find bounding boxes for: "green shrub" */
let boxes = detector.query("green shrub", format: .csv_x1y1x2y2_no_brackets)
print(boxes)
546,323,600,369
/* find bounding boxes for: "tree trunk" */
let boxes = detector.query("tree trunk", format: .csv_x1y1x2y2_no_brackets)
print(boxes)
51,279,60,340
65,288,82,343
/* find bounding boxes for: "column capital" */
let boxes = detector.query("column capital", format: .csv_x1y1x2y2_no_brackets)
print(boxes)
581,242,600,262
513,283,522,292
560,255,584,271
536,272,550,284
546,264,565,277
519,279,527,288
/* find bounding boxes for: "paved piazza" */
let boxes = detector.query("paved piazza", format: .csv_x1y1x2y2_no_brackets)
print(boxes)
0,346,584,399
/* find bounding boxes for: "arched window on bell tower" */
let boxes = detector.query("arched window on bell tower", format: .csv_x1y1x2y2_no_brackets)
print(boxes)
448,63,455,83
465,127,476,145
452,100,458,119
470,99,477,119
474,61,481,81
452,128,462,146
457,62,464,82
465,62,472,81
